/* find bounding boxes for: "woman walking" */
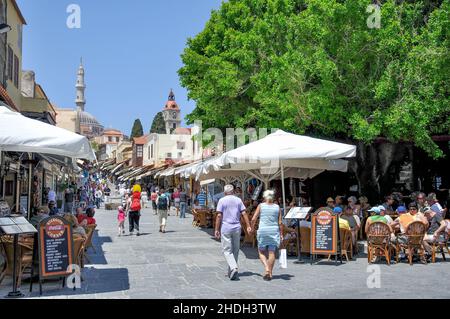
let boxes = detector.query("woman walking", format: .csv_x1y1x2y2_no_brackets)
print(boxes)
251,190,283,281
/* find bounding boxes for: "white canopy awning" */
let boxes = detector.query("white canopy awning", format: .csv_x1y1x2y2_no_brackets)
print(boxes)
0,105,95,160
218,130,356,165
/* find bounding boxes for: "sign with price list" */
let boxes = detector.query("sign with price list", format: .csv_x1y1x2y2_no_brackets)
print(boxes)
38,216,74,278
311,208,338,255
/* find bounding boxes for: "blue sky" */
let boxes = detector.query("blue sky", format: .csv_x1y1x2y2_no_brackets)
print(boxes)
18,0,222,135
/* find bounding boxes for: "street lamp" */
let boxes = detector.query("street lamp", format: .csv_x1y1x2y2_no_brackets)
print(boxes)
0,23,11,34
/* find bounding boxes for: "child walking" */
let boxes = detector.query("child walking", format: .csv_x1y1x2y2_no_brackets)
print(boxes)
117,206,126,236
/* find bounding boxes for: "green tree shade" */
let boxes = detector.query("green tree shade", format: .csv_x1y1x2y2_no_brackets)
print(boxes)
150,112,166,134
179,0,449,159
130,119,144,139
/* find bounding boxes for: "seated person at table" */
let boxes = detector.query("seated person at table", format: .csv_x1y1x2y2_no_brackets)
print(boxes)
85,207,97,225
48,200,59,216
340,206,360,250
391,202,428,235
365,206,393,234
192,199,202,210
75,207,88,226
377,206,394,224
422,207,447,259
30,206,50,227
391,202,429,263
334,207,350,230
63,213,87,239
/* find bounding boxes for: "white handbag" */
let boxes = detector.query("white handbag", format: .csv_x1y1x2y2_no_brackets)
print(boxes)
279,248,288,269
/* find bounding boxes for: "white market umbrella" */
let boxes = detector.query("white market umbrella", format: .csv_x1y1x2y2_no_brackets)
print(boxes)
198,130,356,213
0,105,95,160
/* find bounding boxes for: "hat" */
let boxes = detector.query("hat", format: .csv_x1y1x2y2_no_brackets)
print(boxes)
333,207,342,214
378,205,386,212
423,206,433,214
396,206,407,213
224,184,234,193
368,206,381,215
327,197,334,202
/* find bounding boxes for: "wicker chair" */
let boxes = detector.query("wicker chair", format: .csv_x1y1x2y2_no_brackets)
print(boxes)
73,236,85,269
367,222,392,265
396,221,427,265
191,209,200,227
339,228,353,261
431,231,449,263
0,236,33,288
83,224,97,264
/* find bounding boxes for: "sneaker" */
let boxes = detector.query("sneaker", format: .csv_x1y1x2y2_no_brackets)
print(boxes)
136,232,140,236
229,268,238,281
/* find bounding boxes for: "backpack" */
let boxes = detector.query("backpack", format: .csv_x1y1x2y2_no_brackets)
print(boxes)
130,194,141,211
158,195,168,210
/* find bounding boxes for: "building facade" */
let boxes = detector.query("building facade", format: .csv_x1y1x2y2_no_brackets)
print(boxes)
21,70,56,124
94,128,124,160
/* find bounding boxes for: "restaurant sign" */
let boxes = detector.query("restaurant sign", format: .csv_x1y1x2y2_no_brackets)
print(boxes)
311,208,338,256
38,216,74,279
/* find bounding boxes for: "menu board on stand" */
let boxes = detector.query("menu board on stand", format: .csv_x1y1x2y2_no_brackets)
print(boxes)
310,207,342,265
34,216,74,295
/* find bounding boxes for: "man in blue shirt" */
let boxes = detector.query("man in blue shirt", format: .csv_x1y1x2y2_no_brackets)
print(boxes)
197,188,207,207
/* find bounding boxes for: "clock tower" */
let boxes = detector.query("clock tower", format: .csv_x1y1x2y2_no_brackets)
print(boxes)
162,89,181,134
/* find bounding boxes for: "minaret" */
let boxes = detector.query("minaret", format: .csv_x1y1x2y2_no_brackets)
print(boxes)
75,58,86,111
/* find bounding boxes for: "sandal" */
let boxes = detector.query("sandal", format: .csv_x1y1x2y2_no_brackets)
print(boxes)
263,271,270,281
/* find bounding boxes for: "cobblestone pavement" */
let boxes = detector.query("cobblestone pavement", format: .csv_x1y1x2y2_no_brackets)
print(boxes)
1,205,450,299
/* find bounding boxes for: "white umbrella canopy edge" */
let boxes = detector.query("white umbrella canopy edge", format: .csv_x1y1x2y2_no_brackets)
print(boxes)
0,105,96,160
218,130,356,164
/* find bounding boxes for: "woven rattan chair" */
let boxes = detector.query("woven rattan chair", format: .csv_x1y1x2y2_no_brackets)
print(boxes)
191,209,200,227
339,228,353,261
367,222,392,265
0,235,33,288
431,231,449,263
83,224,97,264
73,236,86,269
396,221,427,265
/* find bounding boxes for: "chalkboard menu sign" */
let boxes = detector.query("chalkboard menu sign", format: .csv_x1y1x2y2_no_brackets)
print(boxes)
311,208,338,255
38,216,74,279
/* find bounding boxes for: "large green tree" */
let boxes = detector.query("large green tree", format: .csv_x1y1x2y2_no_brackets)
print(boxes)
150,112,166,134
130,119,144,139
179,0,449,197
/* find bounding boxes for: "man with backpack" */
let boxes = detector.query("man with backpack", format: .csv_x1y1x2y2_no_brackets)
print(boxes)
127,184,144,236
156,188,169,233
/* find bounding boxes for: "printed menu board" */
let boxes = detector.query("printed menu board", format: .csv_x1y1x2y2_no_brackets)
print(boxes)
38,216,74,278
311,208,338,255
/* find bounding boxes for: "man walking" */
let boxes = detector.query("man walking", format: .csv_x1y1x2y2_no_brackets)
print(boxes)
215,185,252,281
157,189,169,233
179,187,188,219
64,187,75,214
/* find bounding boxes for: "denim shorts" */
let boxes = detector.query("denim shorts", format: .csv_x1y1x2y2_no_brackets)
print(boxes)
258,245,277,252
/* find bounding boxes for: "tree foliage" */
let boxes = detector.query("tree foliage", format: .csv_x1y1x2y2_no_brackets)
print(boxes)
130,119,144,139
179,0,449,158
150,112,166,134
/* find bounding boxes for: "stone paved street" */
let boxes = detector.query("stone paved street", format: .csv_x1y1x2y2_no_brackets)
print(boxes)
1,206,450,299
